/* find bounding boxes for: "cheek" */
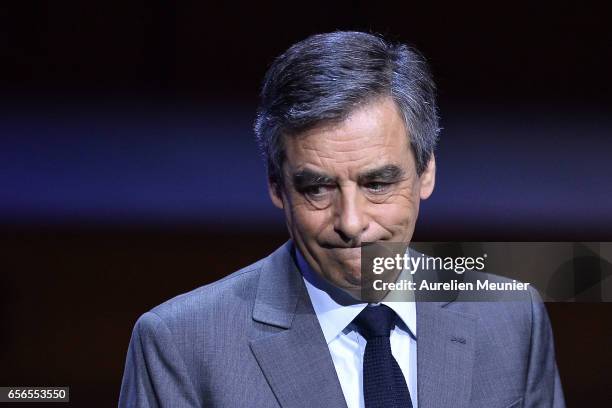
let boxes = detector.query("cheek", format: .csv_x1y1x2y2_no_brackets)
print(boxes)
289,202,330,241
376,203,415,226
373,190,421,230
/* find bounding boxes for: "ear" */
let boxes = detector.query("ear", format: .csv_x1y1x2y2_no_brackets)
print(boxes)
268,180,285,209
419,154,436,200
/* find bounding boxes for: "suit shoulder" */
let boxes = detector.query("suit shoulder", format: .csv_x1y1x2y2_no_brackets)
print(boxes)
146,257,266,325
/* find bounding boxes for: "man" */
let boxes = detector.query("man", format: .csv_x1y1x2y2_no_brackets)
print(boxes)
120,31,565,407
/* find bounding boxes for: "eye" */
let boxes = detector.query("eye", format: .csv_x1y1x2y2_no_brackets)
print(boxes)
364,182,392,194
301,185,334,200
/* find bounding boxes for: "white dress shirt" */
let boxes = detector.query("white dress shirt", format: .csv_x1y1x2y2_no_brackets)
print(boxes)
296,249,418,408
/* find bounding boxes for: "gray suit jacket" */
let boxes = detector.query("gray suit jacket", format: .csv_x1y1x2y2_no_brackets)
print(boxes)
119,241,565,408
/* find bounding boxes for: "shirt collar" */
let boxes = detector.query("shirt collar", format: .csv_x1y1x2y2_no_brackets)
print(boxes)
296,246,417,344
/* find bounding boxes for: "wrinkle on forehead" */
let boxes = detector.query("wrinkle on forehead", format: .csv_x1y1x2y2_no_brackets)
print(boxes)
283,97,413,179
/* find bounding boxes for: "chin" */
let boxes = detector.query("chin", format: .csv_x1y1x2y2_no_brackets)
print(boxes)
320,264,361,288
343,274,361,287
337,266,362,286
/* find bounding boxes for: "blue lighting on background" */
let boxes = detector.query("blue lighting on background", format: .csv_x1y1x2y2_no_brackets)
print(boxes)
1,104,611,228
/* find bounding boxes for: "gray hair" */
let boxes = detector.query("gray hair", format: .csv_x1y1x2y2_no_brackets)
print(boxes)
254,31,440,185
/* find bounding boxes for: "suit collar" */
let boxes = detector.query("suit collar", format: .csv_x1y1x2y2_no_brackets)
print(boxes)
252,241,301,329
250,240,348,408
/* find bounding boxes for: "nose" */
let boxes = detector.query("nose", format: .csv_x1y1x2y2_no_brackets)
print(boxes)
333,186,370,244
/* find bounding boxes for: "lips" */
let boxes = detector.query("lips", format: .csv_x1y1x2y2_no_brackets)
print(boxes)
326,246,363,258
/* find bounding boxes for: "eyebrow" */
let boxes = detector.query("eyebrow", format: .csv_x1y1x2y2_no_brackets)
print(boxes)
358,165,405,183
292,169,336,188
291,165,405,188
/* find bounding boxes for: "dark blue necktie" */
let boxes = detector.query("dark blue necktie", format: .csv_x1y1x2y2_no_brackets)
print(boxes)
354,304,413,408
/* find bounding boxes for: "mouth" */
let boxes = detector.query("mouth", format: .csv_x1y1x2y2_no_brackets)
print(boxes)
321,241,379,249
325,246,363,258
321,242,361,249
321,241,383,259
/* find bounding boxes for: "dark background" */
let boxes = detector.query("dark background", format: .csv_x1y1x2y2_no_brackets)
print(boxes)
1,1,611,406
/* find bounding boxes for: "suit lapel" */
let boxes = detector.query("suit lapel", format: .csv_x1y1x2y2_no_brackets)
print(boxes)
250,242,348,408
416,301,477,408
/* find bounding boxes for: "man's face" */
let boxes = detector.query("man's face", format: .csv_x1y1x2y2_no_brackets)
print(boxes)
269,97,435,298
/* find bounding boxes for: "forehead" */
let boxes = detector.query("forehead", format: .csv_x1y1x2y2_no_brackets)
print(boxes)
283,98,414,175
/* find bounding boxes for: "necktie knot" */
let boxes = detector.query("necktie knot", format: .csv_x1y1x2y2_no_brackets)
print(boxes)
354,304,397,340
